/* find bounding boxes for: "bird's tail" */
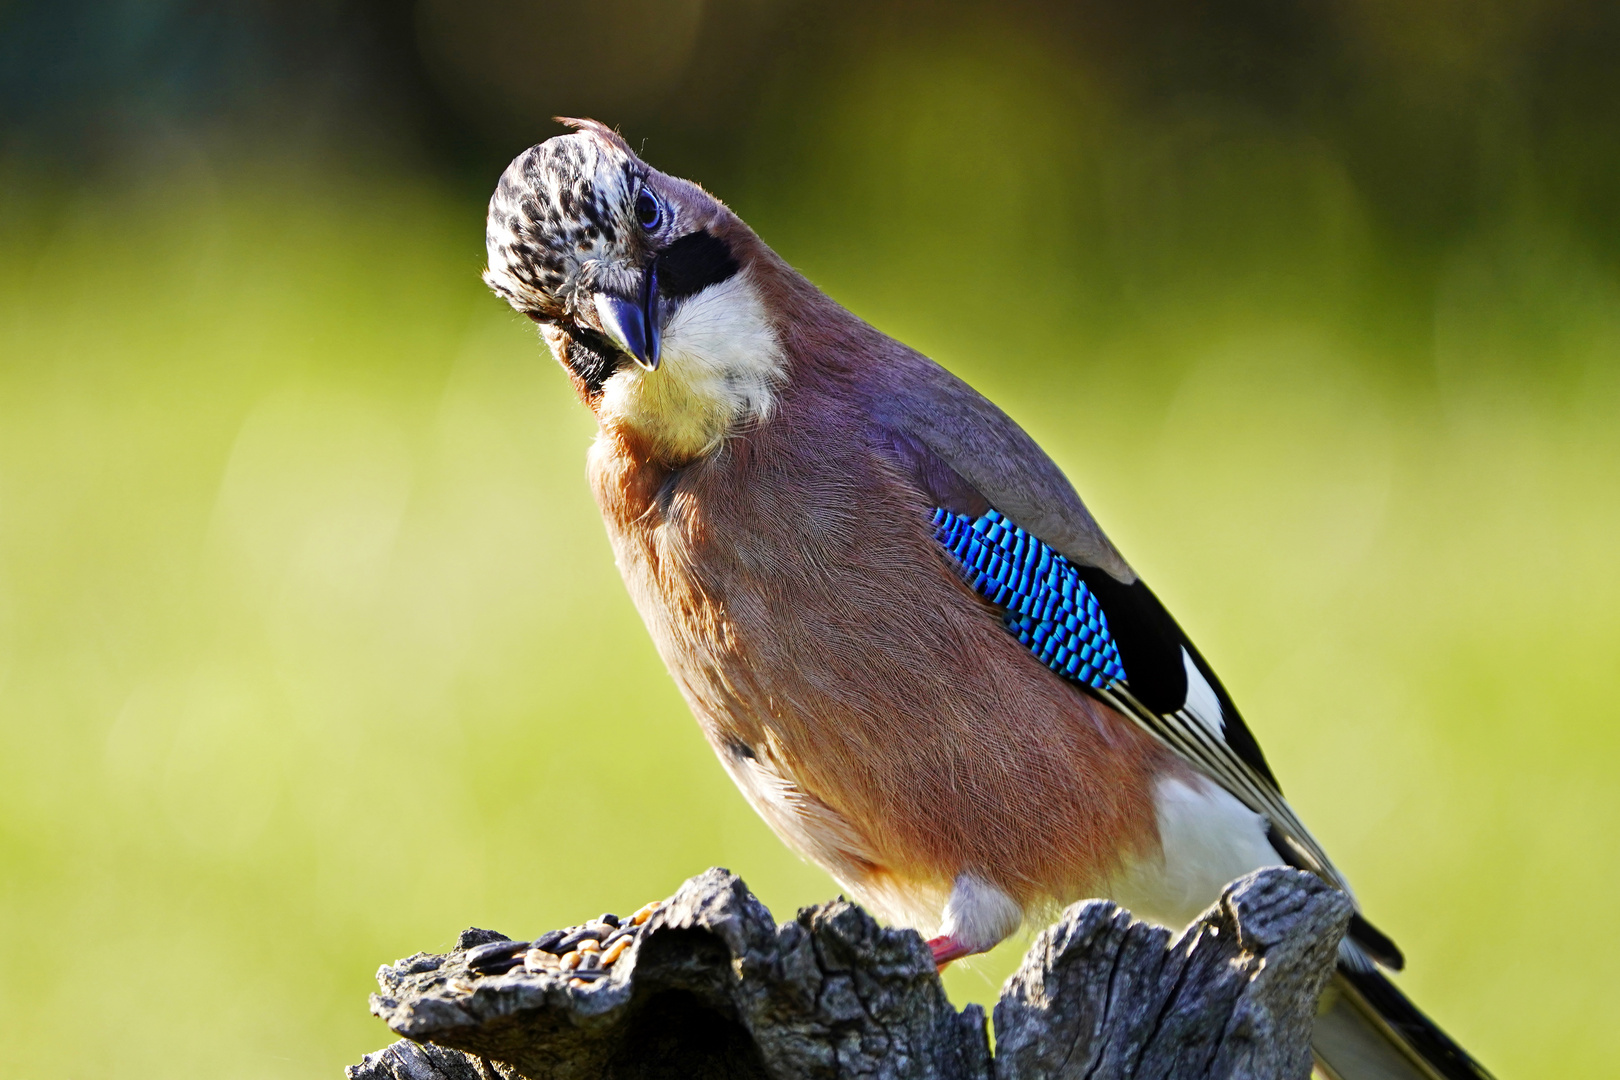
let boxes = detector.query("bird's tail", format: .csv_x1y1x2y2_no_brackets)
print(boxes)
1311,956,1494,1080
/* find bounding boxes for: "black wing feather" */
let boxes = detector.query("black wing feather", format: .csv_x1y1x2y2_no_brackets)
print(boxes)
1076,569,1280,789
928,505,1348,894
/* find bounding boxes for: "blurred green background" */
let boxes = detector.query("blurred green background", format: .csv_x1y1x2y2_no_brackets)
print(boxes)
1,1,1617,1076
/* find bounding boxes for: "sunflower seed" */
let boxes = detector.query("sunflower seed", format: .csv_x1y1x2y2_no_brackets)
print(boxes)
467,939,531,973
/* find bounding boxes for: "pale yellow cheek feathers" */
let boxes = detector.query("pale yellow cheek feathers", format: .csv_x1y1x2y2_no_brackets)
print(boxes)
593,273,786,462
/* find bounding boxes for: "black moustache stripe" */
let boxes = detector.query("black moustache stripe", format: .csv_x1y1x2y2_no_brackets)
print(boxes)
656,230,740,299
560,323,627,397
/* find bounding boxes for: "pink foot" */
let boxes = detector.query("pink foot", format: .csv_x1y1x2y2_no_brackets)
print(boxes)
926,934,976,972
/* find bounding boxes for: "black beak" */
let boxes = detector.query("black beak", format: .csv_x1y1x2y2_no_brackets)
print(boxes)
592,262,661,371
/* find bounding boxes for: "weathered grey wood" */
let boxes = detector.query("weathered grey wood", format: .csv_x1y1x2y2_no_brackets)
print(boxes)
993,870,1350,1080
348,1039,517,1080
349,867,1350,1080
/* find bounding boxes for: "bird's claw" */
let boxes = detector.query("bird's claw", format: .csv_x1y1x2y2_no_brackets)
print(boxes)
926,934,974,972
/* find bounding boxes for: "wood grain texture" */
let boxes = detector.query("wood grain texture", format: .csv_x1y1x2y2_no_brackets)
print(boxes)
350,867,1350,1080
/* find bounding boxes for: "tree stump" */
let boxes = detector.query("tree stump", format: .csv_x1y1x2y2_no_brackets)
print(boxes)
349,866,1350,1080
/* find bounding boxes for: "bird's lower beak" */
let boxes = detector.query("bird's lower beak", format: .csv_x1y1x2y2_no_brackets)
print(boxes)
592,263,661,371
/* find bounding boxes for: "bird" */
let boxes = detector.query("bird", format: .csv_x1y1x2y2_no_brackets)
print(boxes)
481,118,1493,1080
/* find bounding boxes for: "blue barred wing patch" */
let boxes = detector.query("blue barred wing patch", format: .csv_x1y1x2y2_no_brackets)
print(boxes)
932,508,1127,690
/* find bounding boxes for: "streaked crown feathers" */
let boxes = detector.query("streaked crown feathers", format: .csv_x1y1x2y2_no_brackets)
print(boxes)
483,119,644,320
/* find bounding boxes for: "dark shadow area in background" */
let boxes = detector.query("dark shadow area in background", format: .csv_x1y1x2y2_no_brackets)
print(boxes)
3,0,1619,260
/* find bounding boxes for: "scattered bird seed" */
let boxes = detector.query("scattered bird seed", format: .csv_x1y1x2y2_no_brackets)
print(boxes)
467,939,531,973
601,936,632,966
467,901,662,981
555,927,604,952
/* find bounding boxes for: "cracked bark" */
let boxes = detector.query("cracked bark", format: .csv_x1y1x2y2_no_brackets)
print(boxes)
349,866,1349,1080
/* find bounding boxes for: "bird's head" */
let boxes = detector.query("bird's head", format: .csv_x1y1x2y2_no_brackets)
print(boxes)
485,120,784,461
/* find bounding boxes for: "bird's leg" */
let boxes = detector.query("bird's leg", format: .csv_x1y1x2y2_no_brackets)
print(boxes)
926,933,979,971
928,873,1024,972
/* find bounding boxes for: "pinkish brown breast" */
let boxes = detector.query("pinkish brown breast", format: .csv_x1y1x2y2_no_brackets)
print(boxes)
585,376,1168,930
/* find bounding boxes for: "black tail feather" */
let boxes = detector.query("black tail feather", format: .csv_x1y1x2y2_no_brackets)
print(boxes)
1263,824,1489,1078
1313,963,1494,1080
1346,913,1405,971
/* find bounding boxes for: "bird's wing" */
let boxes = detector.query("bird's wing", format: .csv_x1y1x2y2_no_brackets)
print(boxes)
872,355,1353,897
928,506,1350,895
871,353,1137,583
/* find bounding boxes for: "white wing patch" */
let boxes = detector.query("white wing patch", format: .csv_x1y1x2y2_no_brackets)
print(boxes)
1180,647,1225,736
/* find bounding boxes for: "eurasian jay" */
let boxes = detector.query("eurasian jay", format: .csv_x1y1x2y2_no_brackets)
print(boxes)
481,120,1493,1080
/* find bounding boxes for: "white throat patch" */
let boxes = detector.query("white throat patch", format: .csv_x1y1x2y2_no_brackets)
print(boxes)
596,271,786,461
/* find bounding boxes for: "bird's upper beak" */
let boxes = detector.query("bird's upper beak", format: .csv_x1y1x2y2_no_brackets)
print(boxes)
591,262,661,371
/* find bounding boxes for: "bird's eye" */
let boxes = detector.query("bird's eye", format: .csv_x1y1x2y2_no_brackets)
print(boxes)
635,189,663,231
